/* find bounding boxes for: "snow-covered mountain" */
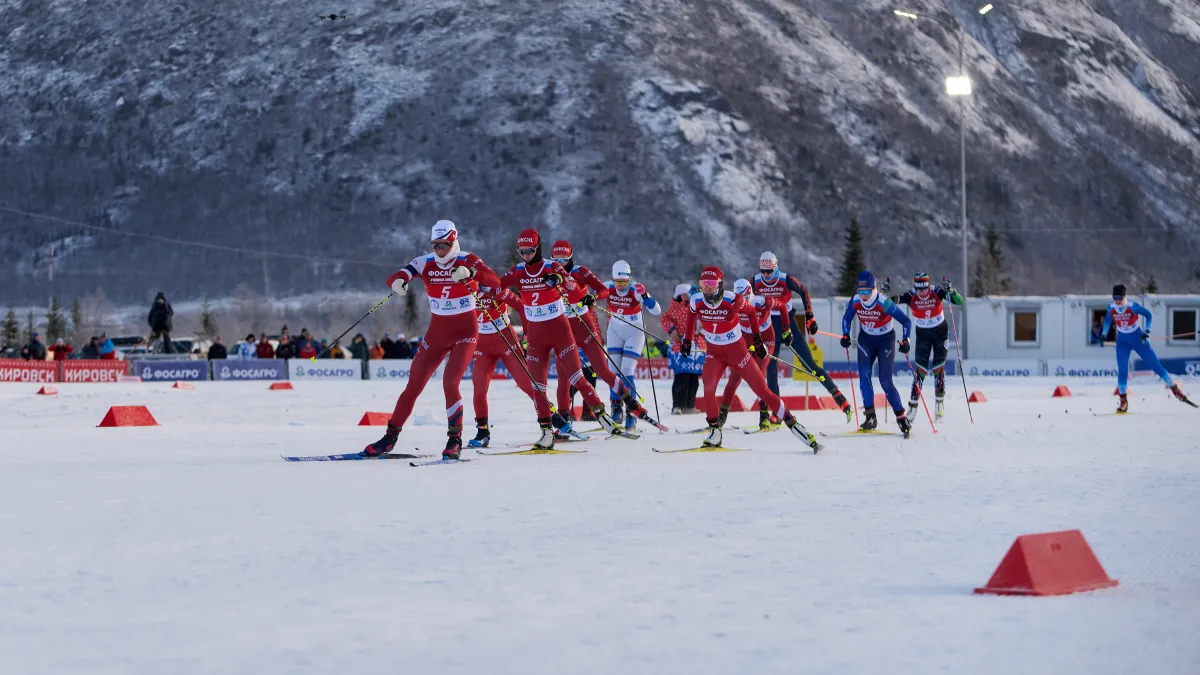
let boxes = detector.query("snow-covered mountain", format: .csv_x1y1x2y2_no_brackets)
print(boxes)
1,0,1197,302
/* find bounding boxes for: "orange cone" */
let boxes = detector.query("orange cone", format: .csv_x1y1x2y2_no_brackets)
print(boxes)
975,530,1118,596
98,406,158,427
1052,385,1071,397
358,412,391,426
172,381,194,390
269,382,293,391
968,391,987,402
37,385,57,396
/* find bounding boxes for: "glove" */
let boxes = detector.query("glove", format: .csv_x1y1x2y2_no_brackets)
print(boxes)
580,293,596,307
451,266,475,282
520,336,528,352
542,272,564,288
880,277,891,293
941,278,953,291
387,273,408,295
1141,329,1150,343
899,337,911,354
680,339,693,358
781,328,792,346
805,312,818,335
840,334,851,349
751,333,767,359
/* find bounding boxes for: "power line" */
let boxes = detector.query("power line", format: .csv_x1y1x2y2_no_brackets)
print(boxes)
0,205,393,268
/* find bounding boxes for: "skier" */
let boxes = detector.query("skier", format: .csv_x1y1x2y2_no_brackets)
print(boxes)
1097,284,1192,412
717,279,779,430
840,271,914,436
754,252,853,421
681,266,821,451
467,284,545,448
550,240,656,429
883,272,965,420
603,260,663,430
487,229,640,448
365,220,500,460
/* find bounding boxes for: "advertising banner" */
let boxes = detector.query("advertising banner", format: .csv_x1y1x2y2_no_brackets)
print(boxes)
211,359,288,381
0,361,57,383
60,360,129,383
1047,359,1121,379
289,360,362,380
634,357,671,380
132,360,207,382
1135,357,1200,377
367,362,444,381
962,360,1040,378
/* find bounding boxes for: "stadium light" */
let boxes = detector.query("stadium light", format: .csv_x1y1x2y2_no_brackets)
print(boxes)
894,9,919,19
945,75,972,96
978,3,994,14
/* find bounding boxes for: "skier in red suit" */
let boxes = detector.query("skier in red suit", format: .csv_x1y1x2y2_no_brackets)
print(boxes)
682,266,821,452
718,278,781,430
549,239,654,426
364,220,500,460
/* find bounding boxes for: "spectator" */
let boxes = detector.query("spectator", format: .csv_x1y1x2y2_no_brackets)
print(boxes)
80,336,101,359
380,333,398,359
147,291,175,353
369,340,384,360
327,340,346,359
661,284,705,414
207,336,228,360
256,333,275,359
348,334,369,361
235,333,257,359
49,337,73,361
395,333,413,359
23,332,47,361
297,338,318,360
98,333,117,360
316,338,332,359
280,325,290,341
295,328,314,355
274,334,296,360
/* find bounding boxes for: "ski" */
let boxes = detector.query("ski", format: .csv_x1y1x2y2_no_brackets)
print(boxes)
606,430,641,440
652,446,747,454
408,449,472,466
819,430,905,438
478,447,588,456
675,425,741,435
504,436,592,449
1180,396,1199,409
743,423,783,435
282,452,425,462
1091,410,1132,417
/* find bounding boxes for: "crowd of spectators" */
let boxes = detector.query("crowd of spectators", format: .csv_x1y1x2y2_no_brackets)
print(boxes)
205,325,418,361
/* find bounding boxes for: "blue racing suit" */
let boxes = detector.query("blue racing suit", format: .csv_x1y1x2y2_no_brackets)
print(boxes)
1099,301,1174,395
842,291,912,413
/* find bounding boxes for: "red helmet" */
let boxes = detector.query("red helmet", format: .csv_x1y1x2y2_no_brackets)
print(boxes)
551,240,573,260
699,266,723,285
516,228,540,249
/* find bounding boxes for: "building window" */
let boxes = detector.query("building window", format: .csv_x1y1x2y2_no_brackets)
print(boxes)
1089,308,1115,346
1009,309,1039,347
1169,308,1198,345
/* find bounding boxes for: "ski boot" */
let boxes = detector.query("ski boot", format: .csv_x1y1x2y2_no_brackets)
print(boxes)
610,401,625,426
363,424,400,457
551,411,575,440
896,412,912,438
595,407,620,435
702,423,723,448
784,414,821,453
443,432,463,460
467,418,490,448
717,404,730,429
1117,393,1129,413
581,405,597,422
935,397,945,421
833,391,853,423
758,406,772,430
671,407,684,415
532,419,556,449
907,397,919,419
860,407,878,431
625,414,637,431
1169,383,1195,407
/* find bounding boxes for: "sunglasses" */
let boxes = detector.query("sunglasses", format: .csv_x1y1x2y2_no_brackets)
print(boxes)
857,288,874,295
699,280,720,291
552,257,570,265
1112,295,1125,301
517,247,537,255
431,241,452,252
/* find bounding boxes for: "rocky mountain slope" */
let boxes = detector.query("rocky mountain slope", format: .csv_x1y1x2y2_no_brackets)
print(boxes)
1,0,1198,304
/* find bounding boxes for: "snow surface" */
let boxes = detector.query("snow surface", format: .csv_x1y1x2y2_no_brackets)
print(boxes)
2,375,1199,674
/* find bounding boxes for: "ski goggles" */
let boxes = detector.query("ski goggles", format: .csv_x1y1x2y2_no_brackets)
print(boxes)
1112,294,1126,301
431,241,453,253
913,279,931,289
552,257,570,266
517,247,537,256
699,279,720,293
856,287,875,296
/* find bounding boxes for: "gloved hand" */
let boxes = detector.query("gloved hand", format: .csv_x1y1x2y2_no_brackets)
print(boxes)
781,328,792,346
1141,329,1150,343
941,278,953,291
387,273,408,295
840,334,852,349
806,312,818,335
580,293,596,307
880,277,891,293
542,272,564,288
752,333,767,359
451,266,475,282
899,337,911,354
680,339,693,357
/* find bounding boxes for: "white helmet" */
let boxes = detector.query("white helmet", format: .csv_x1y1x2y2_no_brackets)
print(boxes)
612,260,632,281
733,279,752,297
430,220,460,264
759,251,778,273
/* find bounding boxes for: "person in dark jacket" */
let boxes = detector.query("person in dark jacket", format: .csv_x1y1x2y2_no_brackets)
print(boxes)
394,333,413,359
207,336,228,360
348,333,370,361
23,332,47,361
80,336,101,359
380,333,399,359
147,292,175,353
274,334,296,360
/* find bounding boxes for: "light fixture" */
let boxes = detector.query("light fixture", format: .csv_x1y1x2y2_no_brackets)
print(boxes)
978,3,994,14
945,76,972,96
894,9,919,19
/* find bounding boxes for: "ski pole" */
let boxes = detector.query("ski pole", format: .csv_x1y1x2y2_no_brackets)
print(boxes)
312,292,393,361
844,345,860,428
556,289,644,403
946,301,974,423
463,284,560,418
591,303,673,344
642,339,662,422
903,348,938,433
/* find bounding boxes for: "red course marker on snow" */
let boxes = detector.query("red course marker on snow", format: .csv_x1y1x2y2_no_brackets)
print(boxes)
98,406,158,427
1052,385,1071,397
968,391,987,403
358,412,391,426
975,530,1118,596
37,385,57,396
269,382,293,391
172,381,194,390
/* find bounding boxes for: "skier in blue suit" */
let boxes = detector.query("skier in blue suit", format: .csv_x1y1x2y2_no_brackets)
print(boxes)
841,271,914,435
1096,284,1191,413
